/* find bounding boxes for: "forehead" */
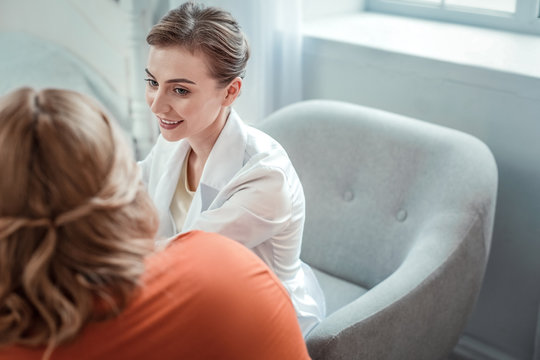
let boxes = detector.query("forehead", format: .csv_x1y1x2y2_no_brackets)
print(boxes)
146,45,213,81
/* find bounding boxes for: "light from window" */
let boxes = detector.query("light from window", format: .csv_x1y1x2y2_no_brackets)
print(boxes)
369,0,540,34
392,0,517,13
445,0,516,13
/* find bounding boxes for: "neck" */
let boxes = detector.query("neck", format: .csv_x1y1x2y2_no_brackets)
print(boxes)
185,107,230,190
188,107,230,161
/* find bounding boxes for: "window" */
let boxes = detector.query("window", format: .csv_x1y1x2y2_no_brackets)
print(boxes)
366,0,540,34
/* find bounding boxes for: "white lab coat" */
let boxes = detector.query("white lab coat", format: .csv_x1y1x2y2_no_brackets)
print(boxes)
139,109,325,336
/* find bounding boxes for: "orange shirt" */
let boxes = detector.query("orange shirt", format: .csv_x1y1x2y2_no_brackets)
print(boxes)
0,231,310,360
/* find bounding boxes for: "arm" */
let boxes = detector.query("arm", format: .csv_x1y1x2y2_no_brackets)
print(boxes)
189,166,297,249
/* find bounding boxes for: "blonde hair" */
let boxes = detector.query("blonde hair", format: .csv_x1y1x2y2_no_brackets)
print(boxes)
0,87,159,357
147,1,250,87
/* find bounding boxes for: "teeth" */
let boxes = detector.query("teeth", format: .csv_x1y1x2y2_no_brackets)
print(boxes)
161,118,181,125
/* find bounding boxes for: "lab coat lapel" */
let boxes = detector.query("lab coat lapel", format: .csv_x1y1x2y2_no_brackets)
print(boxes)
154,139,191,235
183,109,247,230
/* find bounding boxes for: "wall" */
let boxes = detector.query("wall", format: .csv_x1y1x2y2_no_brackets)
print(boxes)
0,0,130,97
302,0,365,21
0,0,161,158
301,11,540,360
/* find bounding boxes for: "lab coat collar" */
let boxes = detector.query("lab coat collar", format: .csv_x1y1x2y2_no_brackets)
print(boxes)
153,138,191,233
152,107,246,236
198,108,247,209
181,108,247,231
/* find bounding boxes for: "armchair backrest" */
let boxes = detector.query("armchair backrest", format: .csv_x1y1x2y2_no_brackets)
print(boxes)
259,100,497,290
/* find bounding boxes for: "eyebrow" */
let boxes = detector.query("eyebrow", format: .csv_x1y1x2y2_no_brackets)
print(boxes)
145,68,196,85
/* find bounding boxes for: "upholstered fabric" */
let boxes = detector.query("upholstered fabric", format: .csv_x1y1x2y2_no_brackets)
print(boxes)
312,268,368,315
258,100,498,360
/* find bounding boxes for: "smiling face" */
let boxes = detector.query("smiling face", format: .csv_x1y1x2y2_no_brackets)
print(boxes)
145,45,240,144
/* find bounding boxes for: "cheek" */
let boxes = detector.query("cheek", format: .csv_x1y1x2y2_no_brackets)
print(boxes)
200,90,226,111
145,89,154,107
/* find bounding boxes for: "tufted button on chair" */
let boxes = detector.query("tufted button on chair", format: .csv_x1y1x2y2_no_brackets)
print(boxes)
258,100,498,360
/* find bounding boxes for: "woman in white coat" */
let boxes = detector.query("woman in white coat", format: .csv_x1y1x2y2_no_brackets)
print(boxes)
139,2,325,336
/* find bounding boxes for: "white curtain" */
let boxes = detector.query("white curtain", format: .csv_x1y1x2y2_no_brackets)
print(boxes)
168,0,303,124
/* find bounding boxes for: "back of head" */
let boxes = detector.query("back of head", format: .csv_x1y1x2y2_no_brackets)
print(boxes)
0,88,158,354
147,1,250,87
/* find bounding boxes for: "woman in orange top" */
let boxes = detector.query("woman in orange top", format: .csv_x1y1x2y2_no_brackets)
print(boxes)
0,87,310,360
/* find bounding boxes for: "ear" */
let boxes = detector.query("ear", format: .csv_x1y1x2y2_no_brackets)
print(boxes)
222,77,242,107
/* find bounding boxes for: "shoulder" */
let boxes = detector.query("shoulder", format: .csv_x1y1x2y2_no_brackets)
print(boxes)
227,109,294,174
147,231,305,307
146,231,284,290
244,123,285,159
239,123,297,184
241,124,305,204
149,231,274,278
144,231,309,359
216,120,305,217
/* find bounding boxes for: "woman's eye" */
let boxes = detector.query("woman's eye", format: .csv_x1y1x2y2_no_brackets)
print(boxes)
144,78,158,87
174,88,189,95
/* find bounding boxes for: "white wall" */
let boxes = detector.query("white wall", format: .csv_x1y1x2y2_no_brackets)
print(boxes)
0,0,130,97
0,0,161,158
302,0,366,21
301,14,540,360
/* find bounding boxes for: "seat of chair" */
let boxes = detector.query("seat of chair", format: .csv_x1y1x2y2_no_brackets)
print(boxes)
312,267,368,316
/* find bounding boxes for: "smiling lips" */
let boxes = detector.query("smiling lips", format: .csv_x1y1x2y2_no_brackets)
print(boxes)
158,117,184,130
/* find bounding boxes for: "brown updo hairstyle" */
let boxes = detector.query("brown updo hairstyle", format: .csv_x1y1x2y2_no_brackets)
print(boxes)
147,1,250,87
0,87,159,358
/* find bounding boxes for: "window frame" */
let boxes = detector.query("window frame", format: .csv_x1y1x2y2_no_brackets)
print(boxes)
366,0,540,35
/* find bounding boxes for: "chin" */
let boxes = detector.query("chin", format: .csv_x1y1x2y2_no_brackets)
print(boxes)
161,131,185,143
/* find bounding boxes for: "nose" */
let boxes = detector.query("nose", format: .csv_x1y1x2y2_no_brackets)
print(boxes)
147,87,170,115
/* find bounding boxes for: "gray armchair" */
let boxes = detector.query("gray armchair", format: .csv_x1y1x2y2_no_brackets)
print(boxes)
258,100,498,360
